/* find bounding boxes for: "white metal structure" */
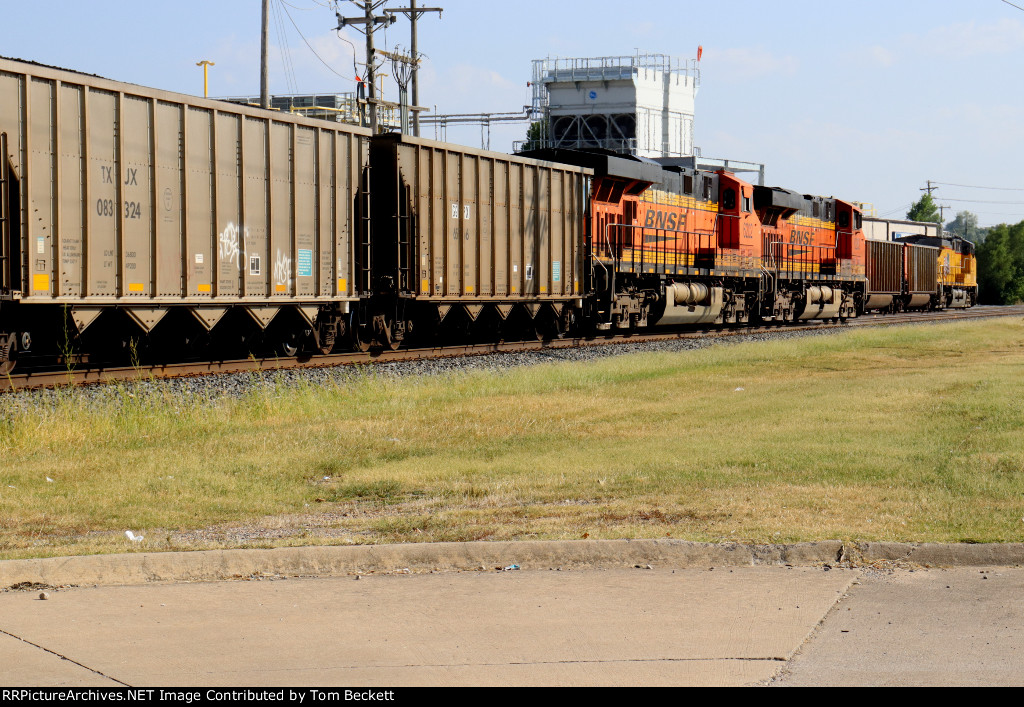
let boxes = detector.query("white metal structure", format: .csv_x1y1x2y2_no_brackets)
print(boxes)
526,53,700,159
863,217,941,242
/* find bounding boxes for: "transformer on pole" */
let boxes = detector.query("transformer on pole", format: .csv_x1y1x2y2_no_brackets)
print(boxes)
388,1,442,136
336,0,396,133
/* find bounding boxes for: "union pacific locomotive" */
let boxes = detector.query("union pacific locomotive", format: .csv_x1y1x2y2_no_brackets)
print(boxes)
0,57,976,372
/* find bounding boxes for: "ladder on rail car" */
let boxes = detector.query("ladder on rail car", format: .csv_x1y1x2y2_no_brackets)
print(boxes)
358,167,372,294
396,183,412,293
0,133,8,293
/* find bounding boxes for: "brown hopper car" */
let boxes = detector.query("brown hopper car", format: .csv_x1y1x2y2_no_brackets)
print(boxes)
0,55,370,363
367,133,590,347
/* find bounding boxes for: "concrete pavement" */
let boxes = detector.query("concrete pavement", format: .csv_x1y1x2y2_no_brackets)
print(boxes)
773,566,1024,686
0,542,1022,687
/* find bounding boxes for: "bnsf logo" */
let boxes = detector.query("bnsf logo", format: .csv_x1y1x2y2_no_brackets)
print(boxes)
789,230,814,246
644,209,687,231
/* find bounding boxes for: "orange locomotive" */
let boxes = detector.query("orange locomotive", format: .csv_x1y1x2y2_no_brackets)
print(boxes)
559,151,867,332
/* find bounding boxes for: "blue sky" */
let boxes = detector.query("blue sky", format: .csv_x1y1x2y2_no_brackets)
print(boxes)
2,1,1022,226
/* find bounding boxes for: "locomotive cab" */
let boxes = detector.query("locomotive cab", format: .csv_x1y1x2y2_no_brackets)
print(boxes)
835,200,866,275
717,172,761,262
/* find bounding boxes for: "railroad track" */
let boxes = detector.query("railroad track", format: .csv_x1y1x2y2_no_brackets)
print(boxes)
2,305,1022,393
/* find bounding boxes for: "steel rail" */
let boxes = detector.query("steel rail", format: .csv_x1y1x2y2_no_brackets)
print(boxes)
2,306,1021,393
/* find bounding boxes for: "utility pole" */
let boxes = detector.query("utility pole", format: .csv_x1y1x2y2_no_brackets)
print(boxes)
337,1,397,134
921,180,938,197
389,1,442,136
261,0,270,109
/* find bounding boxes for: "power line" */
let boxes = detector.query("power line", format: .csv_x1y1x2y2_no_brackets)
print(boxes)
878,203,912,217
272,0,299,95
280,0,355,83
941,197,1024,205
933,181,1024,192
1001,0,1024,12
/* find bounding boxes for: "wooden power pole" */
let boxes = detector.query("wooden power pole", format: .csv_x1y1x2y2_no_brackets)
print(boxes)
389,1,443,137
261,0,270,109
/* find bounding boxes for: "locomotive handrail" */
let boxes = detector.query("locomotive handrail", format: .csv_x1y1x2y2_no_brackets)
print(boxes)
606,221,719,277
766,239,838,277
766,241,838,253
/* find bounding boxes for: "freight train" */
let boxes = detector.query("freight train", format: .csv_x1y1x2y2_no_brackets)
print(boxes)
0,57,977,372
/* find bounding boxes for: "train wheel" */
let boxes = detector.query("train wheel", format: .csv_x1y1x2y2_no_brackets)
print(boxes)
548,312,566,340
347,309,373,352
352,329,373,353
531,321,545,342
0,334,14,375
277,335,300,358
560,307,579,339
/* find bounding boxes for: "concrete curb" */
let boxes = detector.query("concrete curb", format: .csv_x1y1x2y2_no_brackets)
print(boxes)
2,540,1022,588
852,542,1024,567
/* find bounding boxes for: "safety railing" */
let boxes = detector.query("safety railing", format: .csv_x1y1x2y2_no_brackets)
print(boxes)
940,261,970,284
601,218,720,276
765,238,839,278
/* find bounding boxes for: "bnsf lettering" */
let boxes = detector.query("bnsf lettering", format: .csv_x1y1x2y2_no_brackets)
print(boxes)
789,230,813,246
644,209,686,232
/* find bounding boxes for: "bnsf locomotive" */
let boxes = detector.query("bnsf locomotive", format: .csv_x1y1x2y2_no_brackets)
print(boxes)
0,57,976,372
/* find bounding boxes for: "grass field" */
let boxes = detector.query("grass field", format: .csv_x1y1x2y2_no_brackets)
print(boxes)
1,318,1023,560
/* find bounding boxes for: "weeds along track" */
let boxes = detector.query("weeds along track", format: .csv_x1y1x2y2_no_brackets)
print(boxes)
2,306,1022,393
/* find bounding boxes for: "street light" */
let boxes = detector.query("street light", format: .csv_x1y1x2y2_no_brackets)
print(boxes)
196,60,215,98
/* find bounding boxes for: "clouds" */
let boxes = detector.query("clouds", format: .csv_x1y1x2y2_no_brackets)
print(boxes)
916,17,1024,58
843,17,1024,71
702,46,799,83
420,63,527,114
850,45,896,69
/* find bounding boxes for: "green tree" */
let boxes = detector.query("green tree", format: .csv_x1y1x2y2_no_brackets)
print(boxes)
523,120,545,151
945,211,986,242
977,220,1024,304
907,193,942,224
